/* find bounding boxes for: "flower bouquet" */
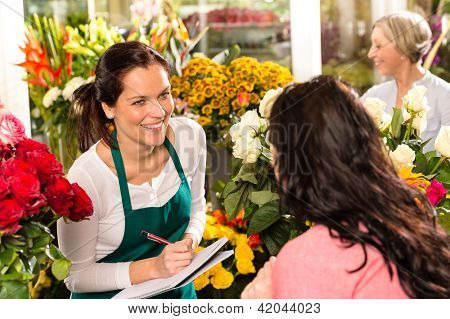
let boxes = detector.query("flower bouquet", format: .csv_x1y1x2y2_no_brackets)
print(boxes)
218,89,308,257
193,206,268,298
363,86,450,231
0,104,93,298
171,56,294,145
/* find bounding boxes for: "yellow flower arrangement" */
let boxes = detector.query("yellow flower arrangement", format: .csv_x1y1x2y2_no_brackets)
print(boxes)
171,56,294,143
192,208,264,297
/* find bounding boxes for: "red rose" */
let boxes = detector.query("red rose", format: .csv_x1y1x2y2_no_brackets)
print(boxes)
9,172,41,206
44,177,74,217
1,158,37,178
27,149,63,180
15,138,49,160
0,198,24,235
68,183,93,221
0,175,9,200
26,193,47,217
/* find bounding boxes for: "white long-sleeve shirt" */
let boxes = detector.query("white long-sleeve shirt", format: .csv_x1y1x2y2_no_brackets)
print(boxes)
57,117,207,293
361,70,450,151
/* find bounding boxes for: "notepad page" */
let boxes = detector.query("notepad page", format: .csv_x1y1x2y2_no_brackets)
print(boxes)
113,237,230,299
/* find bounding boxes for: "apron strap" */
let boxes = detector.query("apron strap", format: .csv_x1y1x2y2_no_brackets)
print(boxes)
163,138,187,184
111,130,133,212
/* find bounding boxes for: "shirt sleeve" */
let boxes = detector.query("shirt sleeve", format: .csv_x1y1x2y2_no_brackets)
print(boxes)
438,87,450,126
57,167,132,293
184,121,207,247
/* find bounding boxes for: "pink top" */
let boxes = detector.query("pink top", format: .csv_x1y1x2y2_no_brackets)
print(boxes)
272,225,410,299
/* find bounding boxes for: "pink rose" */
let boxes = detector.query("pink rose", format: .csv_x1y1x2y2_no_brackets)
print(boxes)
0,111,26,146
426,180,448,206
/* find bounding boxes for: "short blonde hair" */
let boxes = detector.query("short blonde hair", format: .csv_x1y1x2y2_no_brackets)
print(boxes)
374,11,432,63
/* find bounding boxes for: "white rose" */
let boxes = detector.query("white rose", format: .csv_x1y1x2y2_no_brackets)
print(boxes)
434,126,450,157
232,136,262,164
379,112,392,131
43,87,61,108
229,123,241,142
259,87,283,118
239,110,262,138
389,144,415,170
363,97,387,126
411,106,429,134
402,85,428,112
62,77,86,101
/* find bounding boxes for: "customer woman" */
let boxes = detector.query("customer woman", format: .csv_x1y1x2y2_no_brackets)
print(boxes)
242,76,449,298
57,41,206,299
362,11,449,147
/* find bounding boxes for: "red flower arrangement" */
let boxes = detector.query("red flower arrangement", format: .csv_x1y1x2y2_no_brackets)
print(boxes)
0,102,93,298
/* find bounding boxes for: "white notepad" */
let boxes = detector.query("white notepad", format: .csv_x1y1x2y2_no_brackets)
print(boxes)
113,237,233,299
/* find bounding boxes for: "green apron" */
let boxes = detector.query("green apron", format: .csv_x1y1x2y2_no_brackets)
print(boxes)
71,131,196,299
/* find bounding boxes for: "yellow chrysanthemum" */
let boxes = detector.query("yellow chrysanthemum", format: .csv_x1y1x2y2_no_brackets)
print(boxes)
250,93,260,105
203,223,218,240
211,99,221,109
236,259,256,275
237,108,246,117
195,246,205,254
226,87,237,98
201,104,213,116
210,267,234,289
219,106,230,115
193,273,210,290
204,86,214,98
231,99,241,110
220,119,229,127
235,242,254,261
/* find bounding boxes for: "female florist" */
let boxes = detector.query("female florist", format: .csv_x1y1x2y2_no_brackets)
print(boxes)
0,0,449,302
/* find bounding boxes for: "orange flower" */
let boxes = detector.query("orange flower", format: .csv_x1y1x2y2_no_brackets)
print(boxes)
212,209,227,225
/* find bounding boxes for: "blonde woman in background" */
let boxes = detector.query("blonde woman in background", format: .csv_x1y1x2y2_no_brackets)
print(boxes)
362,11,449,148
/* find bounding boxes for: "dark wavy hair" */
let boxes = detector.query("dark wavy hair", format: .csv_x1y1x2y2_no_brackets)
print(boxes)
268,75,449,298
68,41,170,152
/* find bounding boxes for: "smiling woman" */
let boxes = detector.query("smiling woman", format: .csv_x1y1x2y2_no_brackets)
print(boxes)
57,42,207,299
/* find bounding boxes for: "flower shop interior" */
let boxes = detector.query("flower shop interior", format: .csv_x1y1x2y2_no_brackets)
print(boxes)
0,0,449,300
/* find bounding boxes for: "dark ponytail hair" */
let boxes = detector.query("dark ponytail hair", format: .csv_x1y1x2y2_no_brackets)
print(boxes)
268,75,449,298
69,41,170,152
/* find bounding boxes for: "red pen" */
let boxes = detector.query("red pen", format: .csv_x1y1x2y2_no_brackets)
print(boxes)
140,230,173,245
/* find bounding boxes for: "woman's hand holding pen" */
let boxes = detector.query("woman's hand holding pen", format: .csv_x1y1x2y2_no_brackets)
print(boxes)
129,235,194,285
154,238,194,278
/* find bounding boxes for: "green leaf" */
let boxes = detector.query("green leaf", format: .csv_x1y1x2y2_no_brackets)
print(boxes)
249,191,279,207
222,181,238,198
233,164,258,184
248,201,281,234
51,258,71,281
19,223,43,239
212,44,241,65
46,244,65,261
391,108,403,139
33,232,54,248
0,248,17,266
262,218,292,255
0,281,29,299
224,185,248,219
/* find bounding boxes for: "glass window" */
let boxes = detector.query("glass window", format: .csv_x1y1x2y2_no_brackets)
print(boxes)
320,0,374,93
24,0,89,26
173,0,292,69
